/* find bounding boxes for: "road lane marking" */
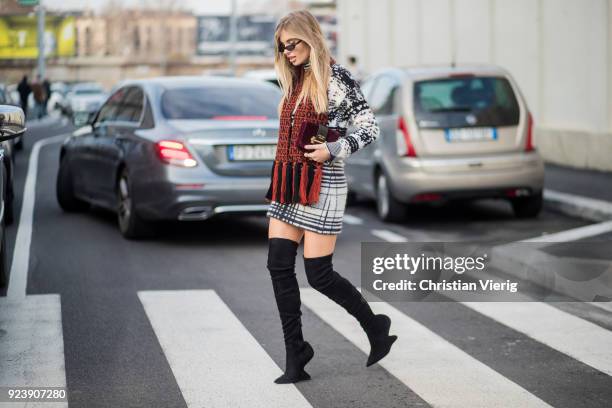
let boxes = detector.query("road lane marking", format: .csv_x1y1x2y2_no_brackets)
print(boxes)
301,288,551,408
545,189,612,221
0,294,67,406
342,214,363,225
461,301,612,376
138,290,313,408
589,301,612,313
370,229,408,242
520,220,612,243
7,134,68,299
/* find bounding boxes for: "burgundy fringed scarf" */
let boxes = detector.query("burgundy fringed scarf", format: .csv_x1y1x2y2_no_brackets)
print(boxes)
265,58,335,205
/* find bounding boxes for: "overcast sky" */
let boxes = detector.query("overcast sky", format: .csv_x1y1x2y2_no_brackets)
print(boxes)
43,0,281,15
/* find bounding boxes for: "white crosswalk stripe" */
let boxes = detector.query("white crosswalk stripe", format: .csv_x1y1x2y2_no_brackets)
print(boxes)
300,288,552,408
4,289,609,407
0,294,68,408
461,301,612,376
138,290,313,408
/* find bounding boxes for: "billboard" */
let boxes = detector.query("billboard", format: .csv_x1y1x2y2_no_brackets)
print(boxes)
196,14,337,57
0,15,76,59
196,15,276,56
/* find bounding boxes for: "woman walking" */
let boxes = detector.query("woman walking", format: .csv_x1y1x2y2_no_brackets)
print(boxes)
265,10,398,384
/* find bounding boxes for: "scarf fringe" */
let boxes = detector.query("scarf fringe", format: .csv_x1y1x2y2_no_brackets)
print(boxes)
279,161,287,203
307,164,323,203
265,160,324,205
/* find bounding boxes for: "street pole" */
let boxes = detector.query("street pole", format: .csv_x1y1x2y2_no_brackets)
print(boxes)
228,0,237,76
37,0,45,78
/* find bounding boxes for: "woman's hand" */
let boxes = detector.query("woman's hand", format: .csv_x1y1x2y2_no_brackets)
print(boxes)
303,143,331,163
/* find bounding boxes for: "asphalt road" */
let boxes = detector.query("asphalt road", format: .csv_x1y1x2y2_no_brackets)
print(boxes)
1,119,611,408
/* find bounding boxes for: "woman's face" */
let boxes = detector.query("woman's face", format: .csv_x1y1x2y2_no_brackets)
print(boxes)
279,30,310,66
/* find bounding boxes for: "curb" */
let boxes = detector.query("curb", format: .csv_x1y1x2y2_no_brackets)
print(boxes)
543,189,612,222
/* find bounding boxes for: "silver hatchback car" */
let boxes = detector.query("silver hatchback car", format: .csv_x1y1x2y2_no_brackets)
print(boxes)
346,64,544,221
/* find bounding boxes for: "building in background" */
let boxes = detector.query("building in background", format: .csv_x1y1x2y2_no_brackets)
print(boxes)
0,0,338,89
75,9,195,61
336,0,612,172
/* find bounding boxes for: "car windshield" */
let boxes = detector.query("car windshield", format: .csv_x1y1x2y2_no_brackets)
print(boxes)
414,76,520,127
161,85,281,120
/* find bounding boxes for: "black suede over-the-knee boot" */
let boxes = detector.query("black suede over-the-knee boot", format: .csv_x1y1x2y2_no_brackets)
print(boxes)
267,237,314,384
303,252,398,367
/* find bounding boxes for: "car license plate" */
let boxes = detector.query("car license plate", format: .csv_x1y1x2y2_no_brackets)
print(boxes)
228,144,276,161
445,127,497,142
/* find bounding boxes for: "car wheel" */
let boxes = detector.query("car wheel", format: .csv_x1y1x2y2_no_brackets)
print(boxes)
0,228,7,288
14,137,23,151
376,170,405,222
56,155,89,212
511,191,543,218
117,168,154,240
346,189,357,207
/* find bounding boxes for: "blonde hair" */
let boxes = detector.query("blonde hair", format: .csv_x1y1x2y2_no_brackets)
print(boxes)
274,9,332,115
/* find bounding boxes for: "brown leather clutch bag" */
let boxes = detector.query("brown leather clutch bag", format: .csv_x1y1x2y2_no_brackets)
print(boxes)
296,122,340,151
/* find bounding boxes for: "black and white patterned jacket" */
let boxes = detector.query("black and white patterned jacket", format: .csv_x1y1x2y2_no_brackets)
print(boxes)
324,63,380,164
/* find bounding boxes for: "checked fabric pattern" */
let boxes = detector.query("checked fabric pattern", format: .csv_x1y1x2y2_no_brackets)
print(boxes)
266,62,380,235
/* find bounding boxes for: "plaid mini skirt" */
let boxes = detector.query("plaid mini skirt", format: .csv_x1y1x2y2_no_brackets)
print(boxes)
266,160,347,235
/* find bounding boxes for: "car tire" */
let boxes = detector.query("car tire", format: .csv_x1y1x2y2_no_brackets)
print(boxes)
375,170,405,222
346,190,358,207
511,191,543,218
56,156,89,212
14,137,23,151
117,168,154,240
0,227,7,288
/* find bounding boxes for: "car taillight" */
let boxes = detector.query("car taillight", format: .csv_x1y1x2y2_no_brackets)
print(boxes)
525,111,535,152
155,140,198,167
397,116,417,157
412,193,442,202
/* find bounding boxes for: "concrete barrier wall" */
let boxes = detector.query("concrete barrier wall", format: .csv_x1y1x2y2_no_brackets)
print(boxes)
338,0,612,171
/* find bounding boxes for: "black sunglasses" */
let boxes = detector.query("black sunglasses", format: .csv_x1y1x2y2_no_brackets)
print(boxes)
278,39,302,53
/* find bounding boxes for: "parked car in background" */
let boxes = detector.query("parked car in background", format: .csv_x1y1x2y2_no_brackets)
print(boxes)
47,81,70,113
0,87,18,224
347,64,544,221
242,69,280,88
63,82,108,123
56,76,282,239
0,105,26,287
1,83,23,151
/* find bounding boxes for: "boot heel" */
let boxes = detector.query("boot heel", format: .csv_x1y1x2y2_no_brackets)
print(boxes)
365,314,398,367
274,341,315,384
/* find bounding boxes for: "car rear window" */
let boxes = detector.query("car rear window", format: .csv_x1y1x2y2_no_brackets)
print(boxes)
413,76,520,128
161,85,281,120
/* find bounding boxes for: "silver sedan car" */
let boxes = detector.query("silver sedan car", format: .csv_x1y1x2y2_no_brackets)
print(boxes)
346,64,544,221
56,76,282,239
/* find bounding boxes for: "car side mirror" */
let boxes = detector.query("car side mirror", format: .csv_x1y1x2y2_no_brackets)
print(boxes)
0,105,26,142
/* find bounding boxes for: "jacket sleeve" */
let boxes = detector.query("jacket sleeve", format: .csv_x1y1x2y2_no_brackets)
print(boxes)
325,66,380,164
